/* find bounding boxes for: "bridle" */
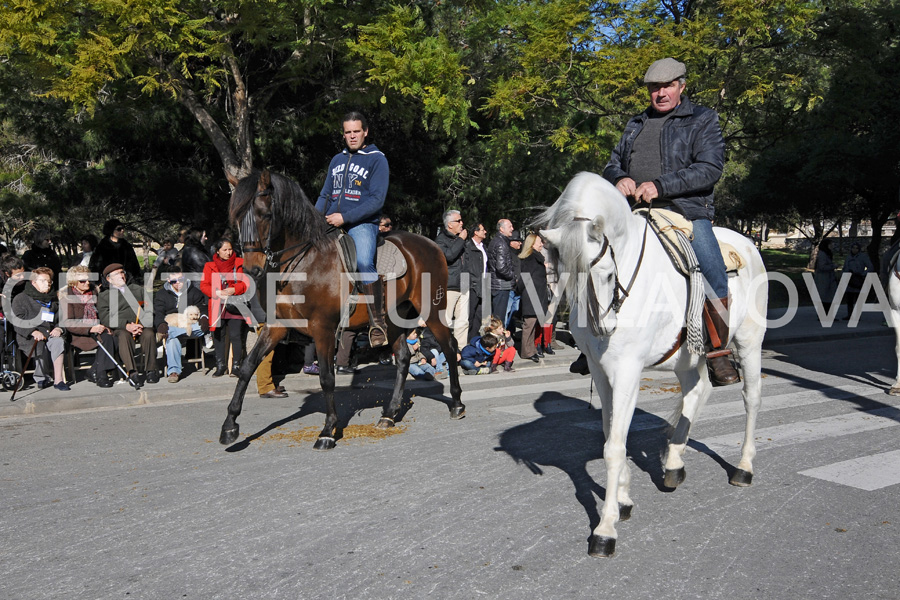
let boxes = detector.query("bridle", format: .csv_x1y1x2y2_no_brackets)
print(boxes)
237,186,314,283
574,213,650,333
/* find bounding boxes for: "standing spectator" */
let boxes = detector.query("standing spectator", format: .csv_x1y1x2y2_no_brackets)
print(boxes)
22,229,62,286
813,239,838,315
842,242,874,320
517,233,550,362
153,269,209,383
488,219,516,322
435,209,469,351
75,234,99,268
59,265,118,388
201,239,251,377
97,263,159,384
90,219,142,281
12,267,69,390
505,230,524,329
466,222,489,338
1,255,26,305
179,227,211,277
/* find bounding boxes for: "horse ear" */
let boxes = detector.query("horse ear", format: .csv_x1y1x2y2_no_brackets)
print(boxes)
225,170,240,188
540,228,563,248
258,169,271,191
589,216,606,242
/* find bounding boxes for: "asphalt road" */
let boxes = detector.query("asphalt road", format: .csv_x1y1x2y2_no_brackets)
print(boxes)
2,339,899,600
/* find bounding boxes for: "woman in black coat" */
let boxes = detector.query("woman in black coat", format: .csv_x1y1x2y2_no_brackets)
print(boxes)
517,233,550,362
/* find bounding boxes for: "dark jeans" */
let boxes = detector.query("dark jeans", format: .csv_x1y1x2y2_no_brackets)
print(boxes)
214,318,245,364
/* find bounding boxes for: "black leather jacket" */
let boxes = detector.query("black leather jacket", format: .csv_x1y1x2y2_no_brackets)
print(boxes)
603,96,725,221
487,234,515,292
180,242,211,275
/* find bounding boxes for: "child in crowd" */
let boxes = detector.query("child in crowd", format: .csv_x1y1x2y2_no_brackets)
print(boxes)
482,315,516,373
407,330,436,380
418,322,449,379
460,332,499,375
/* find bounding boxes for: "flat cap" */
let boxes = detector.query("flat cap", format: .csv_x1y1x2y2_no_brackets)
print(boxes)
102,263,124,278
643,58,686,84
509,230,523,242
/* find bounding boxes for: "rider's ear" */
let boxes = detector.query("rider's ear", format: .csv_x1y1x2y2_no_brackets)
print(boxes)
540,228,563,248
588,216,606,242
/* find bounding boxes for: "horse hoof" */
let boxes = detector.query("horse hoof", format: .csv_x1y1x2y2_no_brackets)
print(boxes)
219,426,239,445
618,503,633,521
729,469,753,487
450,405,466,420
663,467,686,489
313,436,336,451
588,535,616,557
376,417,395,429
889,385,900,397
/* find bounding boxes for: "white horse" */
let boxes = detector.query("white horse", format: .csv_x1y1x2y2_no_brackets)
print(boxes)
888,259,900,395
536,172,768,558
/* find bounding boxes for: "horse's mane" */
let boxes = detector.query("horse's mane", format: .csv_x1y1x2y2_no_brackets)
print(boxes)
532,172,632,299
229,169,329,248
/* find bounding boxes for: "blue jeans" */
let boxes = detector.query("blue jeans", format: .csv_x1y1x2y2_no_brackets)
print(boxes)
348,222,378,284
505,291,520,328
166,325,204,375
409,361,436,379
429,349,448,373
691,219,728,298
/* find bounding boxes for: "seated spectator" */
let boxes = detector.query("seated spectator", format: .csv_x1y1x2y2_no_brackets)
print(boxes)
60,266,118,388
460,332,499,375
90,219,142,281
75,234,99,268
151,239,180,273
11,267,69,390
97,263,159,385
153,268,209,383
406,330,436,381
482,315,516,372
418,322,449,379
22,229,62,287
1,255,26,305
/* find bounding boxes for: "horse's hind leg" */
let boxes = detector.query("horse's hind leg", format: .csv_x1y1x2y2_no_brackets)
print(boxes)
378,330,412,428
664,365,712,488
729,338,763,486
220,324,287,445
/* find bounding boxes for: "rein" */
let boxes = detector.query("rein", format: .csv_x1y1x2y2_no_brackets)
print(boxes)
239,186,315,279
574,212,650,323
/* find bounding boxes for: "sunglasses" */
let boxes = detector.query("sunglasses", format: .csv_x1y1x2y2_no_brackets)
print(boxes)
115,226,125,232
450,219,463,224
168,276,184,283
75,279,90,284
381,223,392,228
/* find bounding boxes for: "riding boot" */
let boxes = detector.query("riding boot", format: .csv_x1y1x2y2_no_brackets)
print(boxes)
230,357,242,378
212,359,228,378
703,296,741,386
542,324,555,355
365,277,388,347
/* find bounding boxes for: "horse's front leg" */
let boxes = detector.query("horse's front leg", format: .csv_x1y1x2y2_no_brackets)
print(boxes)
891,306,900,395
378,332,411,428
664,365,711,488
313,329,338,450
589,367,640,558
220,325,287,444
589,364,633,519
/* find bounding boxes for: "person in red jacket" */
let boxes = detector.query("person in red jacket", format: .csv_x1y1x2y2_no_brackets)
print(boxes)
200,239,250,377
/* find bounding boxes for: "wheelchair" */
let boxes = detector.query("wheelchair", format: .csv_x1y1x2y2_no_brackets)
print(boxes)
0,314,23,392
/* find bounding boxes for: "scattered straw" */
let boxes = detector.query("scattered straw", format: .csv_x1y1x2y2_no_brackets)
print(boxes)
256,423,408,447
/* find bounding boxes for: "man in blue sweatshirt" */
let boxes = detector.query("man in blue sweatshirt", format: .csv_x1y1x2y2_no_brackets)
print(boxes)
316,111,390,348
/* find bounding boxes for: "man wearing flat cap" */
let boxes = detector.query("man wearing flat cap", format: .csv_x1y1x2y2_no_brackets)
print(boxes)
601,57,738,386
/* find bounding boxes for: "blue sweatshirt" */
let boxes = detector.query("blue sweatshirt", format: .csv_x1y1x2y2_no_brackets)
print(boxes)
315,144,389,226
461,336,494,364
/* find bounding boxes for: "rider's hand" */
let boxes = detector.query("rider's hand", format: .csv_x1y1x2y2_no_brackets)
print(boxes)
615,177,637,199
634,181,659,204
325,213,345,227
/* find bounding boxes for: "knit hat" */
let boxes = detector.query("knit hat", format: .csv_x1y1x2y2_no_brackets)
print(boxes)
644,58,686,83
102,263,124,278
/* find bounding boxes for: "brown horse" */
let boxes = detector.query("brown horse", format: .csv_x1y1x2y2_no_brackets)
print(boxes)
219,169,465,450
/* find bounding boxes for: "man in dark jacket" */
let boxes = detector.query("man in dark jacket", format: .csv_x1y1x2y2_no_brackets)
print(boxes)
22,229,62,287
90,219,142,281
435,209,469,350
465,223,489,336
153,269,209,383
601,57,737,386
488,219,516,323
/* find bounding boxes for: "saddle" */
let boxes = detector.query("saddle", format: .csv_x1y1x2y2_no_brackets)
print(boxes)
635,208,745,276
335,233,408,282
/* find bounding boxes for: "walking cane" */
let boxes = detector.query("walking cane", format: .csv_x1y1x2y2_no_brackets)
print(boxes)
9,340,38,402
92,332,142,390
